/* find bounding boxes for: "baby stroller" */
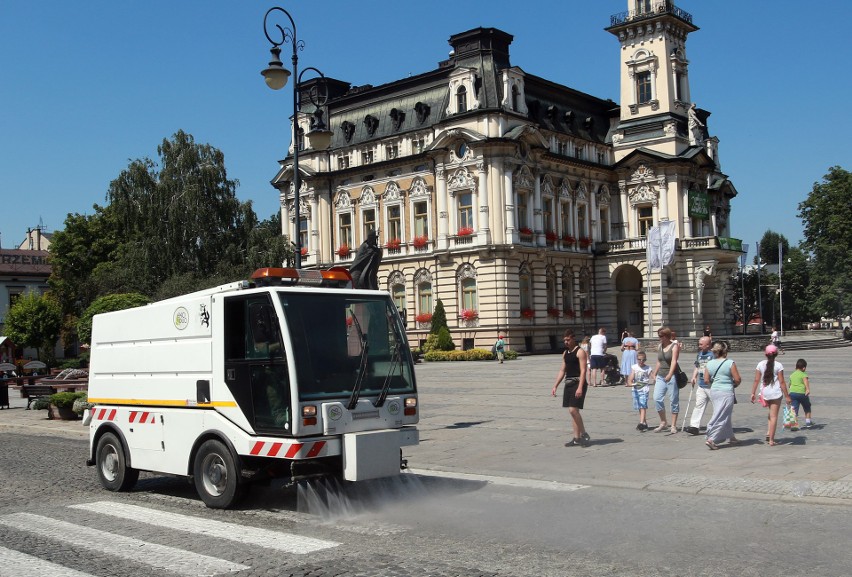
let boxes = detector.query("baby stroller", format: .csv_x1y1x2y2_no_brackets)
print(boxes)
603,353,624,386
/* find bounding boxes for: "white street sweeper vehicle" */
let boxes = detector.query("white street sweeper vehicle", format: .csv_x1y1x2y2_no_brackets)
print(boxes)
85,267,419,508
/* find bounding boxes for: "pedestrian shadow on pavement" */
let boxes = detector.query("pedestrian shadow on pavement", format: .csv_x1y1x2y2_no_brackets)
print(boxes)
444,420,492,429
585,438,624,446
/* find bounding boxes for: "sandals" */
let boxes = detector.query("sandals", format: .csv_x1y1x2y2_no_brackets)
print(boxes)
706,440,719,450
653,423,668,432
669,426,678,434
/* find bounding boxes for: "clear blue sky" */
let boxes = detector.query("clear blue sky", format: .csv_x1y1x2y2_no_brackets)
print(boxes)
2,1,850,264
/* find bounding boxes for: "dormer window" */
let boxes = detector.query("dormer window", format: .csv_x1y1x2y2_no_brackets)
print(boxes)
456,86,468,114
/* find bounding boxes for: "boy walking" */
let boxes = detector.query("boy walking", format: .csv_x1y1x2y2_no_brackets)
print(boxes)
626,351,652,431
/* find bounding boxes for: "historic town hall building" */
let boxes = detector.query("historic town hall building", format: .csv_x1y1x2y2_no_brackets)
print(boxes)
270,1,741,351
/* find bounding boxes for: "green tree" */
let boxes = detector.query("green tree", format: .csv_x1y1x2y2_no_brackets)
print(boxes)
105,130,250,291
4,291,62,361
430,299,448,335
798,166,852,317
756,230,789,265
77,293,151,344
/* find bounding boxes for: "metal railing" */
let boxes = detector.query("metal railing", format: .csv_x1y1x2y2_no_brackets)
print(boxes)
610,2,693,27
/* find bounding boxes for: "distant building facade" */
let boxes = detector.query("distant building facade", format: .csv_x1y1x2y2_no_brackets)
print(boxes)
269,1,742,351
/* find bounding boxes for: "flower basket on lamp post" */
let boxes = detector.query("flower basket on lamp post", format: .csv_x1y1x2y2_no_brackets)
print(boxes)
300,247,308,256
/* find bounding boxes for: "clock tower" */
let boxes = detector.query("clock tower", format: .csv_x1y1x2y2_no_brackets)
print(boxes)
606,1,700,161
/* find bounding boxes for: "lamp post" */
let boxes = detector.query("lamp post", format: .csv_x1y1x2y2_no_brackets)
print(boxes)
755,241,765,335
261,7,332,269
739,243,749,335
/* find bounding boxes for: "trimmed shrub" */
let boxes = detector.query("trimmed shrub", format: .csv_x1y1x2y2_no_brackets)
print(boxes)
423,348,495,362
72,394,93,416
430,299,448,335
435,326,455,351
48,391,88,408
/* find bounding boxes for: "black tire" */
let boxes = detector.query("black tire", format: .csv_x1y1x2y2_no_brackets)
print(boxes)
95,432,139,491
193,439,244,509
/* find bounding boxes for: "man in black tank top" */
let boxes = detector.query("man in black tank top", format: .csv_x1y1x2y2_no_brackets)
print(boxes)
551,328,590,447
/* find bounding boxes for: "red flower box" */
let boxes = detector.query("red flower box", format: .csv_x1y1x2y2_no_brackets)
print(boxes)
562,234,575,245
564,309,576,318
457,227,474,237
519,227,533,236
547,308,560,318
300,247,308,256
415,312,432,323
521,308,535,319
578,236,592,248
412,235,429,249
337,244,351,257
460,308,478,321
582,308,595,318
386,238,401,249
545,231,558,243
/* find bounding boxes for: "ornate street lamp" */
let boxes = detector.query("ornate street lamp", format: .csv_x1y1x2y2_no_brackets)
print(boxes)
261,7,332,269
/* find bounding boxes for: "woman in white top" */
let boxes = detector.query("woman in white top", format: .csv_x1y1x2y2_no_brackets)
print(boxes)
750,344,792,446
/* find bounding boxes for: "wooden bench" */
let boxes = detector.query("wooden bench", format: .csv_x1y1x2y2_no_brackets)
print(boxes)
22,385,56,410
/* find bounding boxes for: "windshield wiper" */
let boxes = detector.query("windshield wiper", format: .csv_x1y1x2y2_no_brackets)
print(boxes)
373,343,401,407
346,313,369,410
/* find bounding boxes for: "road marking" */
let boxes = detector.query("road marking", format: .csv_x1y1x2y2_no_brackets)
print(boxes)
0,513,248,577
70,501,340,554
409,469,589,492
0,546,94,577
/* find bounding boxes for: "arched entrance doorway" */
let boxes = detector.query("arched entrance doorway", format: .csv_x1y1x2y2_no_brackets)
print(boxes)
614,265,644,338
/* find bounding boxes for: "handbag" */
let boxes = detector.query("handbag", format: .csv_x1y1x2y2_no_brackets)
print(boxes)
783,404,798,429
674,364,688,389
758,388,769,407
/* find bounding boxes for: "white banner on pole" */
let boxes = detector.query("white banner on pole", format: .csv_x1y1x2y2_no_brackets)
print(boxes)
659,220,677,266
646,225,662,272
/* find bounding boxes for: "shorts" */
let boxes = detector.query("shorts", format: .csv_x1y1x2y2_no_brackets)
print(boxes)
590,355,607,369
632,388,649,410
562,378,587,409
790,392,811,414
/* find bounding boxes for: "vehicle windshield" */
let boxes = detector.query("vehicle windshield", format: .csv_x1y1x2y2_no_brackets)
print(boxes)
278,292,416,401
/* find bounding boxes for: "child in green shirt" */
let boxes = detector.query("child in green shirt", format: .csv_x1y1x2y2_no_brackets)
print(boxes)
788,359,813,428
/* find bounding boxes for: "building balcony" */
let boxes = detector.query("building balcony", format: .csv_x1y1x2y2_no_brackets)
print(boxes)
609,1,693,28
605,236,743,255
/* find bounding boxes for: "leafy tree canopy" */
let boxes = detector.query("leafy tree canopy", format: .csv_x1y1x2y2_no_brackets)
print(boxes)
77,293,152,344
756,230,789,265
48,131,294,337
4,291,62,361
798,166,852,316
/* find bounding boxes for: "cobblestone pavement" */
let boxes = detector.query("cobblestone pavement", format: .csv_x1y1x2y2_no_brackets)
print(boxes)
405,344,852,506
1,342,852,576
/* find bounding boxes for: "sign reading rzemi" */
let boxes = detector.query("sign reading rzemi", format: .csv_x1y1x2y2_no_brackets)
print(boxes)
688,189,709,219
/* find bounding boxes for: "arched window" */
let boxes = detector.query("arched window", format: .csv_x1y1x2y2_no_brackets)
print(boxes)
392,284,406,312
562,272,574,315
461,278,477,311
296,127,305,151
546,270,557,311
456,86,467,114
418,282,432,316
519,269,532,311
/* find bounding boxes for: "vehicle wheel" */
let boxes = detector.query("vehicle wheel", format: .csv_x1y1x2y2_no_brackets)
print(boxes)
96,432,139,491
193,439,244,509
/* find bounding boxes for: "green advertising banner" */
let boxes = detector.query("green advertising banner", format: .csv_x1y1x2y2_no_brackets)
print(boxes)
688,189,709,219
717,237,743,252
